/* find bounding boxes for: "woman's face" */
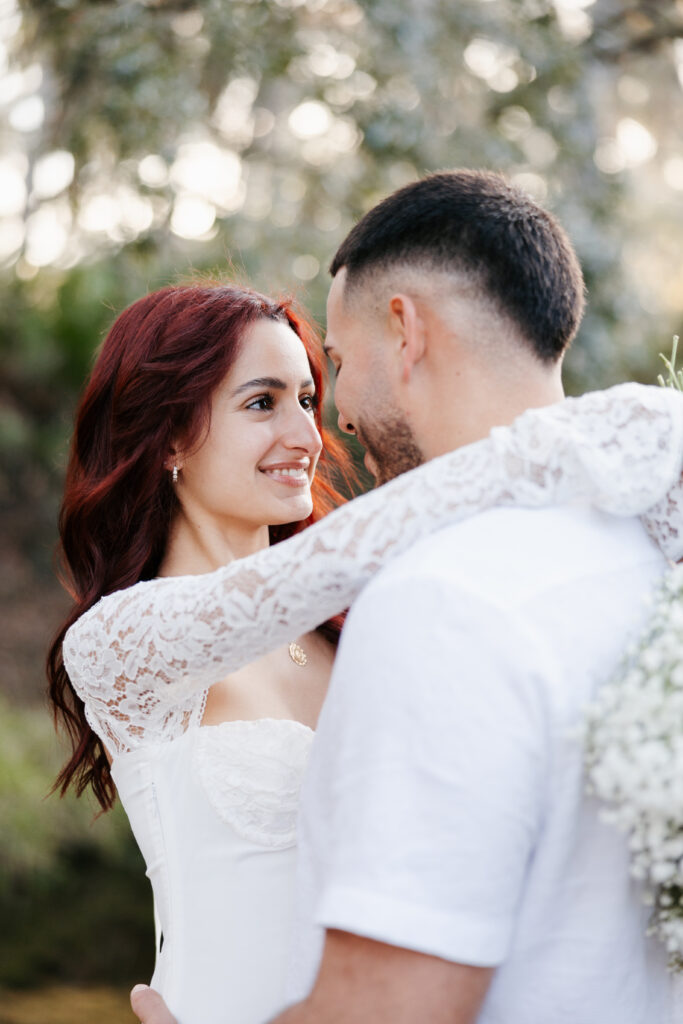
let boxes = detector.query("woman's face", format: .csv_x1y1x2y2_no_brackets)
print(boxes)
175,317,322,543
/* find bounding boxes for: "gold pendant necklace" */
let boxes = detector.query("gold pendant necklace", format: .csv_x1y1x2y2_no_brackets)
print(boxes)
288,641,307,667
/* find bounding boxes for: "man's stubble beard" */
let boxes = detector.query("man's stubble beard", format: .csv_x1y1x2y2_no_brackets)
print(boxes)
357,411,425,486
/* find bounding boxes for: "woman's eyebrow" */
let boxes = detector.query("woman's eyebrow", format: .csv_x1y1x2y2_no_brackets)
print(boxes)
230,376,287,397
230,375,314,397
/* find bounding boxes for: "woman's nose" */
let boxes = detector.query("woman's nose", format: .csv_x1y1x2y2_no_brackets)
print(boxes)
283,403,322,454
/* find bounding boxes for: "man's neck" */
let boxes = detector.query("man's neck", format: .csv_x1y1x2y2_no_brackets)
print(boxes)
420,363,565,459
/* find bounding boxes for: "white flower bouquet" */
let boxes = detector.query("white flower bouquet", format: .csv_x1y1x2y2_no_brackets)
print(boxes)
585,566,683,968
585,336,683,969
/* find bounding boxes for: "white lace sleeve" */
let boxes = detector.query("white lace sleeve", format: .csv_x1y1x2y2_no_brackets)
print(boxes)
63,382,683,754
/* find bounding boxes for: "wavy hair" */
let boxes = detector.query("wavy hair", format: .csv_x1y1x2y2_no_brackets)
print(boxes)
47,283,356,811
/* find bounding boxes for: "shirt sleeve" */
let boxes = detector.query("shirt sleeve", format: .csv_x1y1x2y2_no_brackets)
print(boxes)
309,568,556,967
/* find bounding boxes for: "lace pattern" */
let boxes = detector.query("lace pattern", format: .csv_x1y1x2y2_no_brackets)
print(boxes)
62,384,683,755
193,719,313,848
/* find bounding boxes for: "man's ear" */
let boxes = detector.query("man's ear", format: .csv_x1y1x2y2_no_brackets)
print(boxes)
387,293,426,384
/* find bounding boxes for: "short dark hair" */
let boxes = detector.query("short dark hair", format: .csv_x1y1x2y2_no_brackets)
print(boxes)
330,169,585,363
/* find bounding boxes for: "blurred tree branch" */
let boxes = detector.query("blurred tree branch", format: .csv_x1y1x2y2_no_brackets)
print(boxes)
591,1,683,58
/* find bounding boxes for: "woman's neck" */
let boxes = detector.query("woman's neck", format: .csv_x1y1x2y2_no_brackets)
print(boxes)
157,511,270,577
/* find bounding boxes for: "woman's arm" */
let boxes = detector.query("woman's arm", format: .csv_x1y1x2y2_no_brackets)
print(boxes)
63,382,683,753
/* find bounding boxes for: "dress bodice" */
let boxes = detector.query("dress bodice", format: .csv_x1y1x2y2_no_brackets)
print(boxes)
112,718,314,1024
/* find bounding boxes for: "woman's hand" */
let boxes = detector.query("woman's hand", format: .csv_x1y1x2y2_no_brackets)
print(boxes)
130,985,177,1024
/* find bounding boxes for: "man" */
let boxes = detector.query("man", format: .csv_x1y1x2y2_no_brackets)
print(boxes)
132,170,671,1023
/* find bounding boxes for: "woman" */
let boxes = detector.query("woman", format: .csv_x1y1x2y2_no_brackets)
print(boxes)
48,283,355,1024
50,282,683,1024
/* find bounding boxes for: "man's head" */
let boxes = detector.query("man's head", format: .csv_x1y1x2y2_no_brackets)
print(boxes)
325,169,585,482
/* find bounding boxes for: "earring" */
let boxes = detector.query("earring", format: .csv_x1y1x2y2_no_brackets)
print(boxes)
172,465,178,484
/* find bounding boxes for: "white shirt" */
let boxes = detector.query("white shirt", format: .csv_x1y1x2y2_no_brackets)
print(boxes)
288,504,672,1023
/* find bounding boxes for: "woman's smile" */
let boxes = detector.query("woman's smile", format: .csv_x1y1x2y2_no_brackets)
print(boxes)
259,459,311,487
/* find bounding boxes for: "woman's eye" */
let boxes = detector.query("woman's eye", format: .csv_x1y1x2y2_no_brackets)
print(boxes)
246,394,274,411
300,394,317,412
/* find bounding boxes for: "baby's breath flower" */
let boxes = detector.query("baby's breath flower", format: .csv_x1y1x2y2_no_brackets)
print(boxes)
585,563,683,971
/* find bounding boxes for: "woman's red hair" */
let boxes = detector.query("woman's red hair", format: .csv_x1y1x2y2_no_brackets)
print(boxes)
47,283,357,812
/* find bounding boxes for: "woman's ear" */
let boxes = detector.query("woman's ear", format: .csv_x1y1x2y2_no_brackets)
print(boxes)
164,441,182,474
387,293,426,384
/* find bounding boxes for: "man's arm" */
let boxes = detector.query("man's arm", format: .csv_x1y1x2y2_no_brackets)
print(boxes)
130,932,492,1024
271,929,493,1024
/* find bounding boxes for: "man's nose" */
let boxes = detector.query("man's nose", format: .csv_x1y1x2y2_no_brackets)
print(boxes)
337,412,355,436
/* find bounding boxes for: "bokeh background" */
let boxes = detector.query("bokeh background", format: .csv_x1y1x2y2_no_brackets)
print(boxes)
1,1,682,1020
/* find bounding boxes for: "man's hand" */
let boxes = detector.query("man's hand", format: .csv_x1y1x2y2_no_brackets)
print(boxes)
130,985,177,1024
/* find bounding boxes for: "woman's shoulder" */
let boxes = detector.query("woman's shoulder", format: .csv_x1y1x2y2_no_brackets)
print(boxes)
63,574,210,755
62,577,176,695
65,574,190,643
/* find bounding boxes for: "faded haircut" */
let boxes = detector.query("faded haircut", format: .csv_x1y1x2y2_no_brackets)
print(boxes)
330,170,586,363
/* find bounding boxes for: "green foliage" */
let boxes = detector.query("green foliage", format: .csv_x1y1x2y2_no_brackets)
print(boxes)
0,840,154,988
0,257,157,587
0,698,124,873
658,336,683,391
0,698,154,987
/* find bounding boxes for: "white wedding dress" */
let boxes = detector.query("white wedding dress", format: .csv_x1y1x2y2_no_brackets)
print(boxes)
63,384,683,1024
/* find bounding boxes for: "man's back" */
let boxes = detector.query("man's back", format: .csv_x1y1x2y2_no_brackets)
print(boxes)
290,504,671,1022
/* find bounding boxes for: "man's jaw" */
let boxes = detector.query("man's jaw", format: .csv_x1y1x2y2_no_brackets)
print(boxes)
356,417,425,487
356,426,388,485
362,450,378,478
355,429,383,484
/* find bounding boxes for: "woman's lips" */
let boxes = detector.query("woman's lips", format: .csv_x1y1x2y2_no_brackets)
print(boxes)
260,462,310,487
